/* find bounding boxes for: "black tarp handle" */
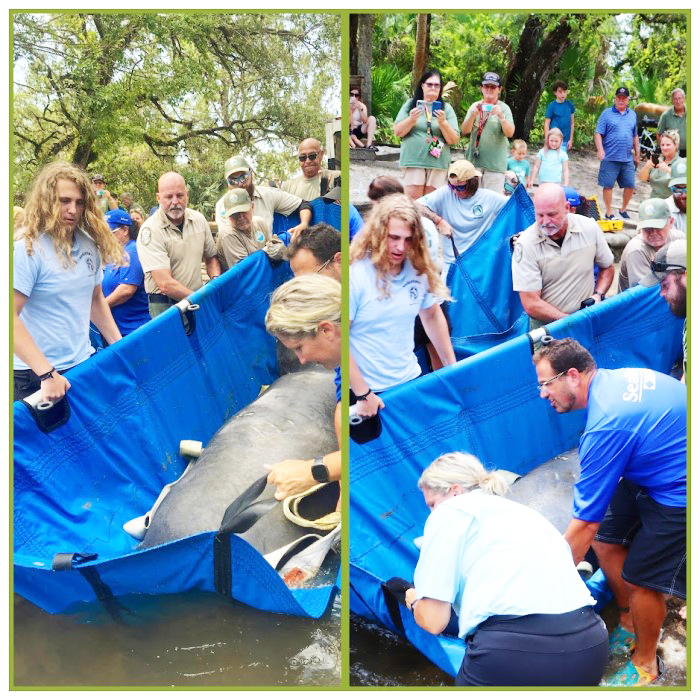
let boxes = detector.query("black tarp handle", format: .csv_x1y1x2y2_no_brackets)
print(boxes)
22,395,71,434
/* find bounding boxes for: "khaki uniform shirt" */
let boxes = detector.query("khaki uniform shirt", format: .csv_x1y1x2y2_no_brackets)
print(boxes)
137,207,217,295
280,169,341,200
665,195,686,235
215,186,302,238
618,228,686,291
512,213,614,315
216,216,272,270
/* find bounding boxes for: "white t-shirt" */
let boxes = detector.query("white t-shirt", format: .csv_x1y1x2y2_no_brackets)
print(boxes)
350,256,436,392
414,490,595,639
418,186,507,263
13,231,103,370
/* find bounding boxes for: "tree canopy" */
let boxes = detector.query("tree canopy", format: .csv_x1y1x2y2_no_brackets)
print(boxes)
358,12,687,147
13,12,340,214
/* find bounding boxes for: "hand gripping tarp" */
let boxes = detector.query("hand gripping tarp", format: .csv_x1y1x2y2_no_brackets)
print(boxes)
446,184,534,358
349,285,684,677
271,195,342,235
14,251,337,618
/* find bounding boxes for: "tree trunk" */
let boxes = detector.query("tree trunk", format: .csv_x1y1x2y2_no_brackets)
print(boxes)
357,14,375,112
412,14,431,90
505,15,578,141
350,14,358,75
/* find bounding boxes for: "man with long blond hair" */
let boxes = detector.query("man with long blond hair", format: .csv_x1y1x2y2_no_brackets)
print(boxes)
13,161,124,402
349,193,456,418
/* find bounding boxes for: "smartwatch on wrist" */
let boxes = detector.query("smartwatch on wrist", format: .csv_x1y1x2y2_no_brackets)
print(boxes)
311,456,330,483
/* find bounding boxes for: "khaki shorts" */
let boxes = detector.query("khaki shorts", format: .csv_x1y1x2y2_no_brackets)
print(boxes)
402,167,448,189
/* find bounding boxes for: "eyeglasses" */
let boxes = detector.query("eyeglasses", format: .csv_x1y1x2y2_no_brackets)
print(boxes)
316,257,333,274
670,185,686,194
448,181,468,192
227,171,250,185
350,91,360,97
536,369,568,390
298,152,319,162
423,82,441,88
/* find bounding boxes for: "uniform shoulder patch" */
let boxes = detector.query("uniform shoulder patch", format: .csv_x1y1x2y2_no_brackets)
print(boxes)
514,241,523,263
141,229,151,246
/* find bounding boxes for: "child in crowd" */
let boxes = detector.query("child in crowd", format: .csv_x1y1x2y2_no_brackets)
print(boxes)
528,128,569,187
507,139,530,186
544,80,575,151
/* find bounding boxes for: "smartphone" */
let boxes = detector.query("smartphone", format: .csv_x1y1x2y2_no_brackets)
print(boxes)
651,153,660,166
432,100,443,111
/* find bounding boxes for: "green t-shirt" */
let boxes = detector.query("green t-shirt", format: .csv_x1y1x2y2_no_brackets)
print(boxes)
395,99,459,170
466,101,514,173
657,108,686,151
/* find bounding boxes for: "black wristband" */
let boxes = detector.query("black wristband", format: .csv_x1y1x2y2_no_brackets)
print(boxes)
355,389,372,401
37,367,56,381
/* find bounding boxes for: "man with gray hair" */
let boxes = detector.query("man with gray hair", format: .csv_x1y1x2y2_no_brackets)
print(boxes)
657,88,686,157
137,171,221,318
512,183,614,329
618,198,685,291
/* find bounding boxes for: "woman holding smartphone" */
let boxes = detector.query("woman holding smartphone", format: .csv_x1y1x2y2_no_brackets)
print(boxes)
393,70,460,200
638,129,680,199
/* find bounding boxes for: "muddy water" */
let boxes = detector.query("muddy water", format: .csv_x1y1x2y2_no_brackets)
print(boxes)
350,450,687,687
14,571,340,687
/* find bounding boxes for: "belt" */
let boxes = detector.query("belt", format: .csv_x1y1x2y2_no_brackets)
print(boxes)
147,293,173,304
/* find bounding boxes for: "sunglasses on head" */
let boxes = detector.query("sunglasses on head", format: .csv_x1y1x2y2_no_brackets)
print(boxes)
671,184,686,194
651,260,686,279
448,181,468,191
298,152,319,162
227,171,250,185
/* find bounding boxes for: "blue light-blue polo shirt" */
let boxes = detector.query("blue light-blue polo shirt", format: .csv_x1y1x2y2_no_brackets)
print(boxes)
574,368,687,522
595,105,637,162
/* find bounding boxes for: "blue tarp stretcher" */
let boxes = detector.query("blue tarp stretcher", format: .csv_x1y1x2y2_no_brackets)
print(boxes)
349,285,684,677
446,184,534,358
14,228,338,618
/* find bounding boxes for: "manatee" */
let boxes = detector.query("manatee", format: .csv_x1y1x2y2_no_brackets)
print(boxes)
141,365,339,554
504,448,580,534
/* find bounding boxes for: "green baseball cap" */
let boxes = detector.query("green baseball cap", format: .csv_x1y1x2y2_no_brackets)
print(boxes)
221,188,252,218
224,155,252,178
669,158,687,187
637,198,671,230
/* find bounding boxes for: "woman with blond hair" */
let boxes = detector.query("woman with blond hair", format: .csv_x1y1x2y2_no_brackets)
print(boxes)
349,193,456,418
404,452,609,686
264,275,342,502
13,161,124,402
638,129,681,199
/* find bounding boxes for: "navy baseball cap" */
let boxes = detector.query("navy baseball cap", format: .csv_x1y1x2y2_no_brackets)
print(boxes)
615,86,630,97
105,209,133,230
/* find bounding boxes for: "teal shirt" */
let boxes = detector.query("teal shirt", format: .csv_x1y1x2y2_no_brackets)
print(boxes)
507,156,530,184
395,99,459,171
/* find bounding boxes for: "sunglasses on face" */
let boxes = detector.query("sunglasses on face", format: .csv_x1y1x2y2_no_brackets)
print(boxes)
227,172,250,185
298,152,319,162
350,91,360,97
671,185,686,194
448,181,468,191
423,82,441,88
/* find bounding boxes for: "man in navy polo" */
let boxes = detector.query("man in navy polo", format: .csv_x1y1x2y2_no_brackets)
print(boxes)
594,87,640,220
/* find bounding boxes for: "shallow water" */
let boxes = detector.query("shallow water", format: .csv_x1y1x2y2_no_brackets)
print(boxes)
350,449,687,687
13,586,340,687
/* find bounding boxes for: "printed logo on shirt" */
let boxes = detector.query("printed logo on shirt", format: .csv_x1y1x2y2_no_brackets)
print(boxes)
78,250,96,274
255,230,266,244
622,368,656,403
473,204,484,219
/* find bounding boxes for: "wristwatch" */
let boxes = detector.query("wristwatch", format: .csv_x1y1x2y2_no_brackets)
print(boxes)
37,367,56,381
311,456,329,483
